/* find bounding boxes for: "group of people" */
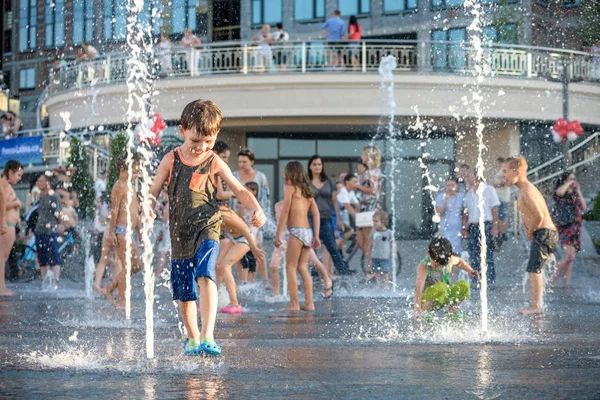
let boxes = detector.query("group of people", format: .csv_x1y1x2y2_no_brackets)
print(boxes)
1,111,24,138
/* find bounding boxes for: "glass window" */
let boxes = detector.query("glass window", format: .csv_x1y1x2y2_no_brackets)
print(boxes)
295,0,325,20
45,0,65,47
252,0,282,25
432,0,463,7
317,140,369,158
432,28,466,71
172,0,196,34
104,0,127,41
247,138,278,159
73,0,94,45
137,0,162,35
384,159,422,236
18,0,37,52
422,138,455,161
339,0,370,15
279,139,316,157
19,68,35,89
482,24,517,45
384,0,417,12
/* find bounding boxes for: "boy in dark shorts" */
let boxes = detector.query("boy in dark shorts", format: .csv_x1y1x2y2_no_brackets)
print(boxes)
502,156,558,314
34,173,64,288
150,99,266,357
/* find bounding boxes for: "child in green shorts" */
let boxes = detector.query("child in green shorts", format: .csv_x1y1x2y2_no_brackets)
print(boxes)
414,237,480,320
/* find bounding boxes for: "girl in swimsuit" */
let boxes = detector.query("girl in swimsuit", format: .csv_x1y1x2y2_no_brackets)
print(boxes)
275,161,321,311
0,160,23,296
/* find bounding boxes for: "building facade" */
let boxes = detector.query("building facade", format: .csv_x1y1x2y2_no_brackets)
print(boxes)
1,0,599,237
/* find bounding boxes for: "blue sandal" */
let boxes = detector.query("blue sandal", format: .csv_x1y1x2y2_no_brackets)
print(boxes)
199,338,221,356
183,338,202,356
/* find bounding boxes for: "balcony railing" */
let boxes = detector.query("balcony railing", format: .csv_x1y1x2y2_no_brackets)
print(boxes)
47,40,597,95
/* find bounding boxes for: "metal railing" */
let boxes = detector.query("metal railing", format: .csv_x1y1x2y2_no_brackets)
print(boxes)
18,127,112,179
47,40,597,95
528,131,600,199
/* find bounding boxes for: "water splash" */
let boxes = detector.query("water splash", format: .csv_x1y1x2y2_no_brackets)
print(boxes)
465,0,492,333
83,227,95,301
378,55,399,290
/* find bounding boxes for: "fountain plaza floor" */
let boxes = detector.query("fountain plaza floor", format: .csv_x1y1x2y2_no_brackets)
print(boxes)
1,238,600,399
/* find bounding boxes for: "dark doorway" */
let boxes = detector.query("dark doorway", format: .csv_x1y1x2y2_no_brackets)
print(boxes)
212,0,240,41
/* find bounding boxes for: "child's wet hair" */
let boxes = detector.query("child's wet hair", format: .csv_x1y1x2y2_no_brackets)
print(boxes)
373,209,389,227
284,161,313,199
213,140,230,155
245,181,259,196
116,152,141,172
428,237,453,266
180,99,223,137
3,160,23,177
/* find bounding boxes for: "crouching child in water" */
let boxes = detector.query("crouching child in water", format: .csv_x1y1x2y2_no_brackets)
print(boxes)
149,99,266,357
414,237,480,321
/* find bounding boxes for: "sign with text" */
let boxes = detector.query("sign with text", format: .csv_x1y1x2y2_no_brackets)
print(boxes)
0,136,43,167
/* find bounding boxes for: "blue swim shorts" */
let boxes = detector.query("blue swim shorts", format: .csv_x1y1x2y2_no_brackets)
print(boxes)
372,258,390,273
35,233,62,268
171,240,219,302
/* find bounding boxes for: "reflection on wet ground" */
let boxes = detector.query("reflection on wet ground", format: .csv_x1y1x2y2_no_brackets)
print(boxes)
1,239,600,399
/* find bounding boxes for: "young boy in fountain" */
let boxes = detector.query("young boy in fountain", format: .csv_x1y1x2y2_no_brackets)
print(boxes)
414,237,480,321
101,152,144,309
149,99,266,357
502,156,558,315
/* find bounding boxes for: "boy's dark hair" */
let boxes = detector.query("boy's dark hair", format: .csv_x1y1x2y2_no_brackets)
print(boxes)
237,148,255,162
276,23,283,30
180,99,223,137
213,140,230,155
373,209,389,227
429,237,453,266
447,176,459,183
333,9,341,16
116,152,141,172
245,181,259,195
1,114,7,120
496,157,505,163
3,159,23,177
344,173,355,183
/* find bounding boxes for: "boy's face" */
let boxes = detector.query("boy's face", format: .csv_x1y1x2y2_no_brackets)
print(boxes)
373,216,383,230
179,126,216,155
501,163,519,186
346,177,357,189
37,176,48,190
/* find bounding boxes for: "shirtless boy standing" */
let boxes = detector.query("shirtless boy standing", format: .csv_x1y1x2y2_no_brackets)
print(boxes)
101,152,143,309
502,156,558,314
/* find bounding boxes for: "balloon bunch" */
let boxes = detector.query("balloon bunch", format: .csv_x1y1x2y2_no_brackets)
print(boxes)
137,113,167,146
551,118,584,144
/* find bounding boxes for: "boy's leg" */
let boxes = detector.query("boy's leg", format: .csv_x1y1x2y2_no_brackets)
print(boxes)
115,237,143,308
485,222,495,284
197,277,218,339
179,300,200,341
422,282,450,310
94,237,111,290
382,272,389,290
284,237,303,310
297,247,314,311
308,249,332,289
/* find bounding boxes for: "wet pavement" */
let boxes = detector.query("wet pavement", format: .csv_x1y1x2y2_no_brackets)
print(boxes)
1,238,600,399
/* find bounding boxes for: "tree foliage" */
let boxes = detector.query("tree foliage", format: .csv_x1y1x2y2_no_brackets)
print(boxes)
107,132,129,195
67,137,96,219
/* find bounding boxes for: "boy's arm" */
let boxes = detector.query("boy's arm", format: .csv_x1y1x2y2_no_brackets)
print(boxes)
520,190,544,239
149,153,172,205
215,157,265,228
216,177,234,201
414,263,428,313
451,255,479,279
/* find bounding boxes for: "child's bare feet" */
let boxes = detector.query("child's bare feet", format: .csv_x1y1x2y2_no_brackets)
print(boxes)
517,306,543,315
300,303,315,311
93,284,101,293
0,289,16,296
100,287,116,307
283,303,300,311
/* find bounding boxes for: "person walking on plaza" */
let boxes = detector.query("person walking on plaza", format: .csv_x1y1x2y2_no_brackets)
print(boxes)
94,170,107,198
461,164,500,286
550,172,587,287
149,99,266,357
0,161,22,296
502,156,558,314
34,173,64,288
493,157,512,245
435,176,464,254
321,10,345,70
275,161,321,311
308,155,353,275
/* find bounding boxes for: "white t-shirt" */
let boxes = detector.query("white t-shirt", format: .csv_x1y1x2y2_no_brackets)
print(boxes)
464,183,501,224
94,178,107,196
337,186,359,226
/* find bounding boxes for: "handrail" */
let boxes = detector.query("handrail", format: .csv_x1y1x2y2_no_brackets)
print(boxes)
527,132,600,176
47,40,597,96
